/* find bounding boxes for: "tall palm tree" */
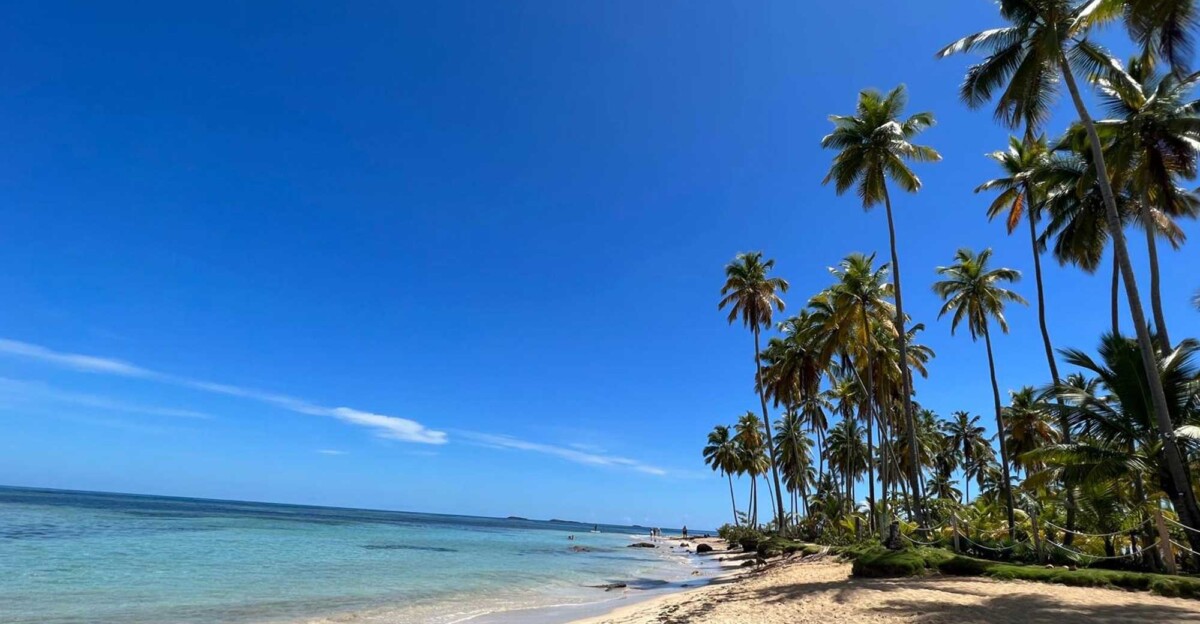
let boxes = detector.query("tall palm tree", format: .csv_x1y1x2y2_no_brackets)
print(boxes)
703,424,742,527
821,85,941,521
774,410,815,519
1093,56,1200,351
825,252,895,530
827,417,868,515
933,248,1028,537
977,136,1063,384
734,411,770,527
941,411,990,504
938,0,1200,535
720,252,790,530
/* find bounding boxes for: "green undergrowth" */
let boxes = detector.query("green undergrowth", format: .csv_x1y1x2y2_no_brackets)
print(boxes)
938,555,1200,599
755,537,822,558
849,546,953,578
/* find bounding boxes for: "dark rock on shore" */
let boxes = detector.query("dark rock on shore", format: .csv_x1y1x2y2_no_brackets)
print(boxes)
627,542,656,548
586,582,627,591
569,545,592,553
696,543,713,554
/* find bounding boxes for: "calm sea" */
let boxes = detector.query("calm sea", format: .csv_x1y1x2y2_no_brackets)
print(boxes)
0,487,713,624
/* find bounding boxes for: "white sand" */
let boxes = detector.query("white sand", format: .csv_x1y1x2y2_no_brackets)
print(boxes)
570,550,1200,624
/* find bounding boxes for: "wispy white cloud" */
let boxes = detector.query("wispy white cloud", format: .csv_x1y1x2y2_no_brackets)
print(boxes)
0,338,447,445
0,377,211,420
316,449,347,456
462,432,668,476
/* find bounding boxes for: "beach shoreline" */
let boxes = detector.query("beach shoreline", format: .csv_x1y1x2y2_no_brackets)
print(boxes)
564,553,1200,624
466,536,748,624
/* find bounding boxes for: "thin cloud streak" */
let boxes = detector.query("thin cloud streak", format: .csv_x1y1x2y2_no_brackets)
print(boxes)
0,377,212,420
0,338,446,444
461,432,668,476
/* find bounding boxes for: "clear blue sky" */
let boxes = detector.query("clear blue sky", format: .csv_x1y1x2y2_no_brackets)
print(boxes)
0,1,1196,529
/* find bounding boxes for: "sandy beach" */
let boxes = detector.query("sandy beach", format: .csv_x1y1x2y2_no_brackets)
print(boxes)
571,542,1200,624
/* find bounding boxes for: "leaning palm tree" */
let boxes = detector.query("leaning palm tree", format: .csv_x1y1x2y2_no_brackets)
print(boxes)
703,424,742,527
938,0,1200,535
821,85,940,520
1093,56,1200,351
720,252,790,530
933,248,1027,537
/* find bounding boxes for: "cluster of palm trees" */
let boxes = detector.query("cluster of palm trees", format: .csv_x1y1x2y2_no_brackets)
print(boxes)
702,0,1200,566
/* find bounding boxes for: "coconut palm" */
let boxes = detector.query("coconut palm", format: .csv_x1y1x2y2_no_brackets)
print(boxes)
933,248,1028,537
703,424,742,527
1035,334,1200,555
825,252,896,530
1004,386,1060,475
734,411,770,527
827,417,869,515
941,411,991,504
821,85,941,520
774,410,815,518
1093,56,1200,351
938,0,1200,536
720,252,790,530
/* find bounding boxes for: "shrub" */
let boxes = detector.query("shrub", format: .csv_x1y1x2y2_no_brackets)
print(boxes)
936,553,1200,599
756,537,811,558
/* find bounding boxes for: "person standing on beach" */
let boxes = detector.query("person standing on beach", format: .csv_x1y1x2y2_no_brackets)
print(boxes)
681,525,687,538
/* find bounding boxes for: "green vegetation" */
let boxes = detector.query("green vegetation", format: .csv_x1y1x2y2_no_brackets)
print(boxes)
938,554,1200,599
701,0,1200,582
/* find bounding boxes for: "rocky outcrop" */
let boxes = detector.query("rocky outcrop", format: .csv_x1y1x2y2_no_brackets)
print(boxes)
627,542,656,548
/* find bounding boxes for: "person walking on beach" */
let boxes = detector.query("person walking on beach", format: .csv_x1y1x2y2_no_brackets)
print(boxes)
681,525,687,539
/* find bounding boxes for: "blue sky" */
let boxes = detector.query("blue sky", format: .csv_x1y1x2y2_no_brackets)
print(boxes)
0,1,1196,530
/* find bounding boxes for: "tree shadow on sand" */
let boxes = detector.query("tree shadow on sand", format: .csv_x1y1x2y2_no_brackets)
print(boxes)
741,573,1200,623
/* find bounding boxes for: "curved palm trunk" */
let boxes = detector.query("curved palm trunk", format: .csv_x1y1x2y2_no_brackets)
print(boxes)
1111,254,1121,337
983,325,1017,539
1141,197,1171,351
752,328,788,532
1059,55,1200,540
880,185,926,524
1024,178,1078,543
727,472,739,527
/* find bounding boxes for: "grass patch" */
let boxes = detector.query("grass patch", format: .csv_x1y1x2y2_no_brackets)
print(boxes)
849,546,950,578
756,537,817,558
936,555,1200,599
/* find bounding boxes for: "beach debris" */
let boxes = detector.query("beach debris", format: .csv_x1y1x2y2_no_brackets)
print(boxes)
569,546,592,553
585,582,627,591
627,542,656,548
696,543,713,554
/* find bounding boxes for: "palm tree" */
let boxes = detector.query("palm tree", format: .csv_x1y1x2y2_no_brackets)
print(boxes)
734,411,770,527
1038,334,1200,555
703,424,742,526
1004,386,1059,475
821,85,940,521
933,248,1027,537
938,0,1200,536
774,410,815,519
825,252,895,530
941,411,990,504
827,417,869,515
720,252,790,530
1093,56,1200,351
977,135,1064,384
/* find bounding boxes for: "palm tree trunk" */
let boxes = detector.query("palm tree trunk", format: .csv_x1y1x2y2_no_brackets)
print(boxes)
1111,253,1121,336
1059,54,1200,538
859,303,879,534
752,327,789,532
880,184,926,524
983,325,1016,539
727,472,739,527
750,476,758,528
1023,170,1078,544
1141,191,1171,351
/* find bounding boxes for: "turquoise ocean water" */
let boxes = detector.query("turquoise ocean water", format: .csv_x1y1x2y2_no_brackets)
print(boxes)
0,487,714,624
